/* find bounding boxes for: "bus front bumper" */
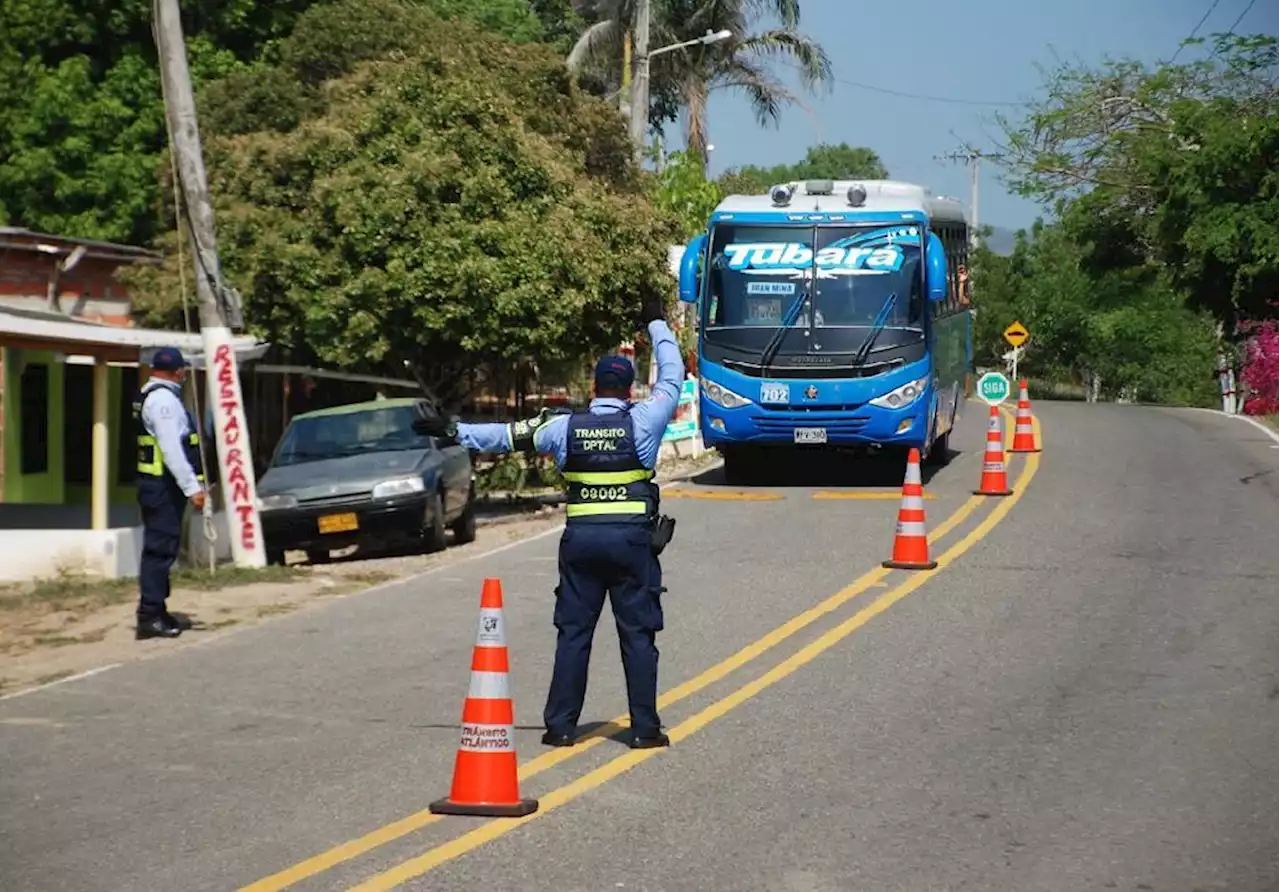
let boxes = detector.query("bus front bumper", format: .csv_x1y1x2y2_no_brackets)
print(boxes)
700,396,931,450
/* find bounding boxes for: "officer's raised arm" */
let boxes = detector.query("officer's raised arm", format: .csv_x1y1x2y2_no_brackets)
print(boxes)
627,294,684,457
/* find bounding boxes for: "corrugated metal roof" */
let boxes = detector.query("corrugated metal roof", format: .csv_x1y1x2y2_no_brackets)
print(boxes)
0,303,267,364
0,227,163,263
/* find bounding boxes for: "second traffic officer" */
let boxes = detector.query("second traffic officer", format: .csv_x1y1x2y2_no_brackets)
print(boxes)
412,294,683,749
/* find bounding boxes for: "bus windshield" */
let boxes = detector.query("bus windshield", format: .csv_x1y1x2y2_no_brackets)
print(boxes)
703,223,926,360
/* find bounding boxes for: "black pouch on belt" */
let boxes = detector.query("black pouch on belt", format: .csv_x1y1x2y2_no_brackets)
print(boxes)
650,515,676,556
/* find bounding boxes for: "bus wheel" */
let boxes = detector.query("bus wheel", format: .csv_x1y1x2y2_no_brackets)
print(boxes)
923,431,952,468
721,448,754,486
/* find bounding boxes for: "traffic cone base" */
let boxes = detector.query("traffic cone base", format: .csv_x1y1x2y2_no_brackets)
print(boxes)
429,794,539,818
430,578,539,819
974,407,1014,496
882,448,938,571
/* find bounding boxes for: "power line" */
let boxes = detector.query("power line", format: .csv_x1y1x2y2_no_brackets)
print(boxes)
780,61,1022,107
1225,0,1259,35
1169,0,1222,63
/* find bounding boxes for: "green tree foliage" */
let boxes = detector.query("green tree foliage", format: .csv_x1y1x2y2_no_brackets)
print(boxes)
996,34,1278,330
716,142,888,194
134,0,680,405
0,0,590,245
654,149,722,238
0,0,318,243
971,219,1220,407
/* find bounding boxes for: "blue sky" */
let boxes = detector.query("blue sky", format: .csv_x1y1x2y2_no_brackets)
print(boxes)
659,0,1277,232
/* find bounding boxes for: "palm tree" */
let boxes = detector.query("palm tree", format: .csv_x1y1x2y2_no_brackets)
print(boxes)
567,0,832,166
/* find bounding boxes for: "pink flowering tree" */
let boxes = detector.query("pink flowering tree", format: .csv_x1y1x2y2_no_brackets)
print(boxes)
1238,316,1279,416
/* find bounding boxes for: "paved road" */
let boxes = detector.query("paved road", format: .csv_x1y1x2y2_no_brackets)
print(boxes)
1,402,1275,892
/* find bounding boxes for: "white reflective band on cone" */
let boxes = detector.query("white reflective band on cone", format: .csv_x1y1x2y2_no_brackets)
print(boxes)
468,670,510,699
902,494,925,510
896,521,928,537
458,722,515,753
982,461,1005,472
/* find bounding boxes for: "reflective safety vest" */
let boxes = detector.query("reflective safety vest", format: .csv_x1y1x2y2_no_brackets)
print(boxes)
561,408,656,524
133,382,204,483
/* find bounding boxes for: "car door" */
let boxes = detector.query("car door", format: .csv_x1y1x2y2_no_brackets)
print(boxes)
435,437,472,515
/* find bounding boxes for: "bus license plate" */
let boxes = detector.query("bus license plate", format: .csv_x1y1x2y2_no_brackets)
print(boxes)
761,382,790,404
794,427,827,444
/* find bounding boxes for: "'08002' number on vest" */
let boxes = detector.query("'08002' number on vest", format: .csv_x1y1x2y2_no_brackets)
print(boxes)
578,484,630,502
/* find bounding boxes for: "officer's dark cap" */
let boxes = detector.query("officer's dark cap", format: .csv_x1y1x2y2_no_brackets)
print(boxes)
594,355,635,390
150,346,189,371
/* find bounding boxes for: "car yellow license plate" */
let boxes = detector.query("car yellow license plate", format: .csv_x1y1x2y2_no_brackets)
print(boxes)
317,512,358,534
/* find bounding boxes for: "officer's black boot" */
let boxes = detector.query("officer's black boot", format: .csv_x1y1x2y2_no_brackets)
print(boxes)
163,610,193,630
630,731,670,749
136,610,182,640
540,730,575,747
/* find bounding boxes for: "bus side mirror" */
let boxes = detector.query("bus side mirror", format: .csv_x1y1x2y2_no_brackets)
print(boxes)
925,232,947,302
678,234,706,304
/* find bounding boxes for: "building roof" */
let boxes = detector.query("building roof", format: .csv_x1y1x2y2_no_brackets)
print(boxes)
0,227,163,265
0,304,267,366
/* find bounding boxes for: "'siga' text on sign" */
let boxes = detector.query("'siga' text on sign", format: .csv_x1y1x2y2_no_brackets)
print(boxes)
977,371,1011,406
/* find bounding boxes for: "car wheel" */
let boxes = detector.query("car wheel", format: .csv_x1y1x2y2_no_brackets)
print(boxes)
451,484,477,545
306,548,331,565
423,489,448,553
266,548,286,566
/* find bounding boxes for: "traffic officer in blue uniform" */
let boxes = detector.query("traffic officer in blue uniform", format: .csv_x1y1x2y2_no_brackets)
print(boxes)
133,346,207,640
412,295,682,748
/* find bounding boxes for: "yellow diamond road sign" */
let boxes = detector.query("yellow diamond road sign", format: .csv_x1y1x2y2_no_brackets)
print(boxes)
1004,321,1029,348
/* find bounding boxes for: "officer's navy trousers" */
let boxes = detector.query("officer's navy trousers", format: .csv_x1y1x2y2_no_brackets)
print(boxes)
137,476,188,617
544,522,664,738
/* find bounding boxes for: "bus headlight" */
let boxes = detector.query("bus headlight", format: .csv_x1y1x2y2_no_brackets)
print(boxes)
701,379,752,409
869,376,929,409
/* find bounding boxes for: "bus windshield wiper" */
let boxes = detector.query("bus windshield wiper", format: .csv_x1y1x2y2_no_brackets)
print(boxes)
759,291,810,371
851,292,898,366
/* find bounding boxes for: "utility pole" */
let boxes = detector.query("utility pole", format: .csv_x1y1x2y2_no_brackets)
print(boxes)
935,142,1003,248
154,0,266,568
628,0,651,165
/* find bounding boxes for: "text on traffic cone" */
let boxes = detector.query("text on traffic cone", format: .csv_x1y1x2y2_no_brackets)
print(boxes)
974,406,1014,496
882,448,938,570
1010,380,1041,453
429,578,538,818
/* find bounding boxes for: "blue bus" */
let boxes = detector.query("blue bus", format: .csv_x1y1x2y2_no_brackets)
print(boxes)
676,179,972,484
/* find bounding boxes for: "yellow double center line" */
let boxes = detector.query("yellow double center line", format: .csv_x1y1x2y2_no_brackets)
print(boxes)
244,411,1039,892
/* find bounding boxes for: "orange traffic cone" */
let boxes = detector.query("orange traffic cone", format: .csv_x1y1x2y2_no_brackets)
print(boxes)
1010,380,1041,453
974,406,1014,496
882,448,938,570
429,578,538,818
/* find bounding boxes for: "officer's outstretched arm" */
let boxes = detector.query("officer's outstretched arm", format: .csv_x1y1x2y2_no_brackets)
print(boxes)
413,403,567,458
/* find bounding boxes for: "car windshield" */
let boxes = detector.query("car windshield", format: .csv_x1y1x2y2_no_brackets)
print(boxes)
272,405,430,467
702,222,926,359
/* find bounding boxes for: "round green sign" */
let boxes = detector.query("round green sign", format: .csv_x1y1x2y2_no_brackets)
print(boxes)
977,371,1011,406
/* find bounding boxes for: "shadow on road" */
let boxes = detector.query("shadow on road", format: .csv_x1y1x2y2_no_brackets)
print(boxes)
689,446,961,489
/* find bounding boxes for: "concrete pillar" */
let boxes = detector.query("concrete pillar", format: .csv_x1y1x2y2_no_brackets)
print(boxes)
91,359,109,530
